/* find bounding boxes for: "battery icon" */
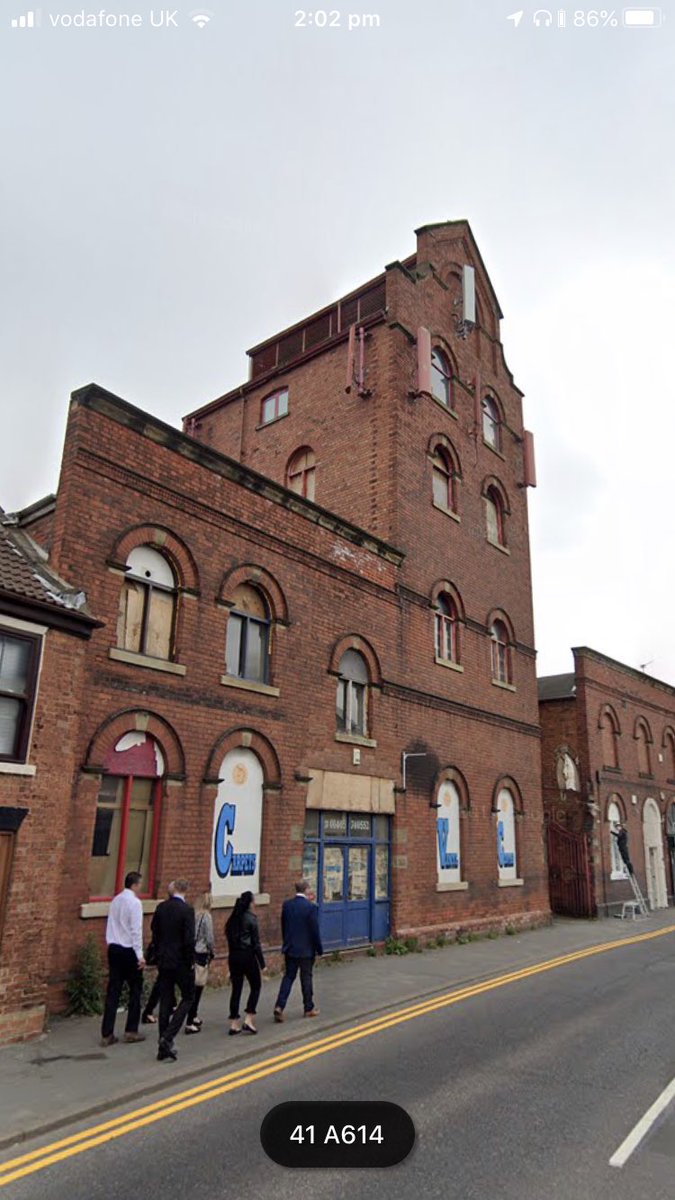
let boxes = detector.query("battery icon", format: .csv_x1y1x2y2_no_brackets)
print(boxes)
622,8,662,25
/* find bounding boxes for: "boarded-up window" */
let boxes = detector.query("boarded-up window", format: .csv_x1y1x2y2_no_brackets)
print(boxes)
490,621,511,685
601,712,619,768
117,546,176,661
485,488,505,546
636,723,652,775
287,447,316,500
0,832,16,944
89,736,162,900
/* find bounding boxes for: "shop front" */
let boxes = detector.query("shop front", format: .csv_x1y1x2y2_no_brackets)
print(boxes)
302,769,395,950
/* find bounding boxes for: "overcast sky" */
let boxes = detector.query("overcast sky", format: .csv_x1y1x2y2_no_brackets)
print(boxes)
1,1,673,681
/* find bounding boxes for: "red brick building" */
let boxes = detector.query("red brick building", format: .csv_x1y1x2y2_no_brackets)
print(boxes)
539,647,675,918
0,513,98,1042
1,220,549,1041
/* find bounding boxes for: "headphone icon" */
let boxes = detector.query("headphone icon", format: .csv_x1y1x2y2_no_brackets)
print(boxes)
533,9,553,24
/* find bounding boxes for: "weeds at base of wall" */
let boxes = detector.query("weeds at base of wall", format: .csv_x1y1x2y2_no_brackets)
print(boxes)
66,935,104,1017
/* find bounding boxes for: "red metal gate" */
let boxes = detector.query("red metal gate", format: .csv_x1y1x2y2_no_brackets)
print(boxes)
546,821,595,918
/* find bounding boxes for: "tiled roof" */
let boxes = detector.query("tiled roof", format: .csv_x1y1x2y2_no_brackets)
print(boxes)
538,673,576,702
0,518,89,614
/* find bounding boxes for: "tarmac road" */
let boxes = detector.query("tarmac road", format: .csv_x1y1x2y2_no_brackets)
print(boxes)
3,927,675,1200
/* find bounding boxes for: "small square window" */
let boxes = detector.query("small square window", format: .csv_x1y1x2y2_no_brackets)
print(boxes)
261,389,289,425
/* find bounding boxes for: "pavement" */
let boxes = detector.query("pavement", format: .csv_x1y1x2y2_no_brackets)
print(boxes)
1,909,675,1153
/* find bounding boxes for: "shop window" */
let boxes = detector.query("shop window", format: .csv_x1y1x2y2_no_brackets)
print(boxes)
431,349,453,409
225,584,271,684
435,594,459,664
0,630,41,764
261,388,289,425
117,546,176,661
490,619,512,685
496,788,517,881
336,650,369,737
89,734,163,900
286,446,316,500
436,781,462,885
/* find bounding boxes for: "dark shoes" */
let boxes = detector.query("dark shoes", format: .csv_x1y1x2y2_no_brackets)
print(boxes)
242,1022,258,1034
100,1034,118,1047
273,1008,285,1023
123,1032,146,1043
157,1038,177,1062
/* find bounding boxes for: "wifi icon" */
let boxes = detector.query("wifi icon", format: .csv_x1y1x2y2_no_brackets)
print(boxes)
190,9,213,27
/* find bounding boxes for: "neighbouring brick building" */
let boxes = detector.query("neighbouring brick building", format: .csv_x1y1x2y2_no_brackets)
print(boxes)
0,513,99,1042
539,647,675,918
1,220,549,1041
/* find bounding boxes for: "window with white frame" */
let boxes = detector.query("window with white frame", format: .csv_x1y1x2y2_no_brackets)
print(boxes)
117,546,177,661
436,781,462,885
431,349,453,409
261,388,289,426
482,396,501,449
608,799,627,879
336,649,369,737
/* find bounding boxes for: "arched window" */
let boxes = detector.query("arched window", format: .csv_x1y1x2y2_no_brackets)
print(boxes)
635,720,652,776
435,594,459,664
432,447,458,513
600,708,620,769
431,349,453,409
436,781,462,884
663,729,675,779
117,546,177,660
482,395,501,450
490,619,512,685
496,788,517,881
226,584,271,684
286,447,316,500
607,798,627,879
485,485,506,547
336,649,369,737
89,733,164,900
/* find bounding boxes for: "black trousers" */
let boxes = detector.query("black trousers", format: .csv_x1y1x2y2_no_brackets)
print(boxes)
101,945,142,1038
275,956,315,1013
228,952,262,1019
158,965,195,1044
187,985,204,1025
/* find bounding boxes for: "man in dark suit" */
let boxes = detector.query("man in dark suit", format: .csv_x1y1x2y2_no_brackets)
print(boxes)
273,879,323,1022
150,877,195,1061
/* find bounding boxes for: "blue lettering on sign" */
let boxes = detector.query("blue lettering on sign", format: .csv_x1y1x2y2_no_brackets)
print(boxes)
214,802,256,879
497,819,515,869
436,817,459,870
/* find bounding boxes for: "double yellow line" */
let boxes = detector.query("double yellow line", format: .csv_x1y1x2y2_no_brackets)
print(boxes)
1,923,673,1187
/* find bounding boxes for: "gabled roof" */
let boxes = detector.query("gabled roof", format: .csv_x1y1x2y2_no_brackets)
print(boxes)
0,514,98,635
538,673,576,702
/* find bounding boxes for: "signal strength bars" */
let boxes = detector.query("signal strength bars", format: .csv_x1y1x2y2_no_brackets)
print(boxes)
11,10,37,26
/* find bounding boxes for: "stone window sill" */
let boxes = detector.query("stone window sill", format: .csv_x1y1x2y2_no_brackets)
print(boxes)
435,656,464,673
431,395,459,421
256,413,288,432
487,538,510,556
436,881,469,892
81,894,271,919
610,871,629,882
492,679,516,693
0,762,37,776
432,502,460,523
220,675,280,697
497,878,524,888
483,440,506,461
109,648,187,676
335,732,377,749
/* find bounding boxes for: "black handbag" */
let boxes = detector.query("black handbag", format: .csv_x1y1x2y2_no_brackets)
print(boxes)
144,941,157,966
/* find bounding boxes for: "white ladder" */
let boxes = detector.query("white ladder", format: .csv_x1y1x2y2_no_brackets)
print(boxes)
619,869,650,919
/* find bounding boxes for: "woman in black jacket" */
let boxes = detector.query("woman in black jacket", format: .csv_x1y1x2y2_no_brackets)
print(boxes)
225,891,265,1035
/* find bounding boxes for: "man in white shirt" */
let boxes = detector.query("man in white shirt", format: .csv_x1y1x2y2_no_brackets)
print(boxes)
101,871,146,1047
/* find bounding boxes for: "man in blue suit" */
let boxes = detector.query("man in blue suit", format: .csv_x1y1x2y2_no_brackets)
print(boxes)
273,880,323,1021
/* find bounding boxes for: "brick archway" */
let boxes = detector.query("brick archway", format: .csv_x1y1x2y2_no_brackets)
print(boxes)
203,727,282,789
84,710,186,780
107,525,200,595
